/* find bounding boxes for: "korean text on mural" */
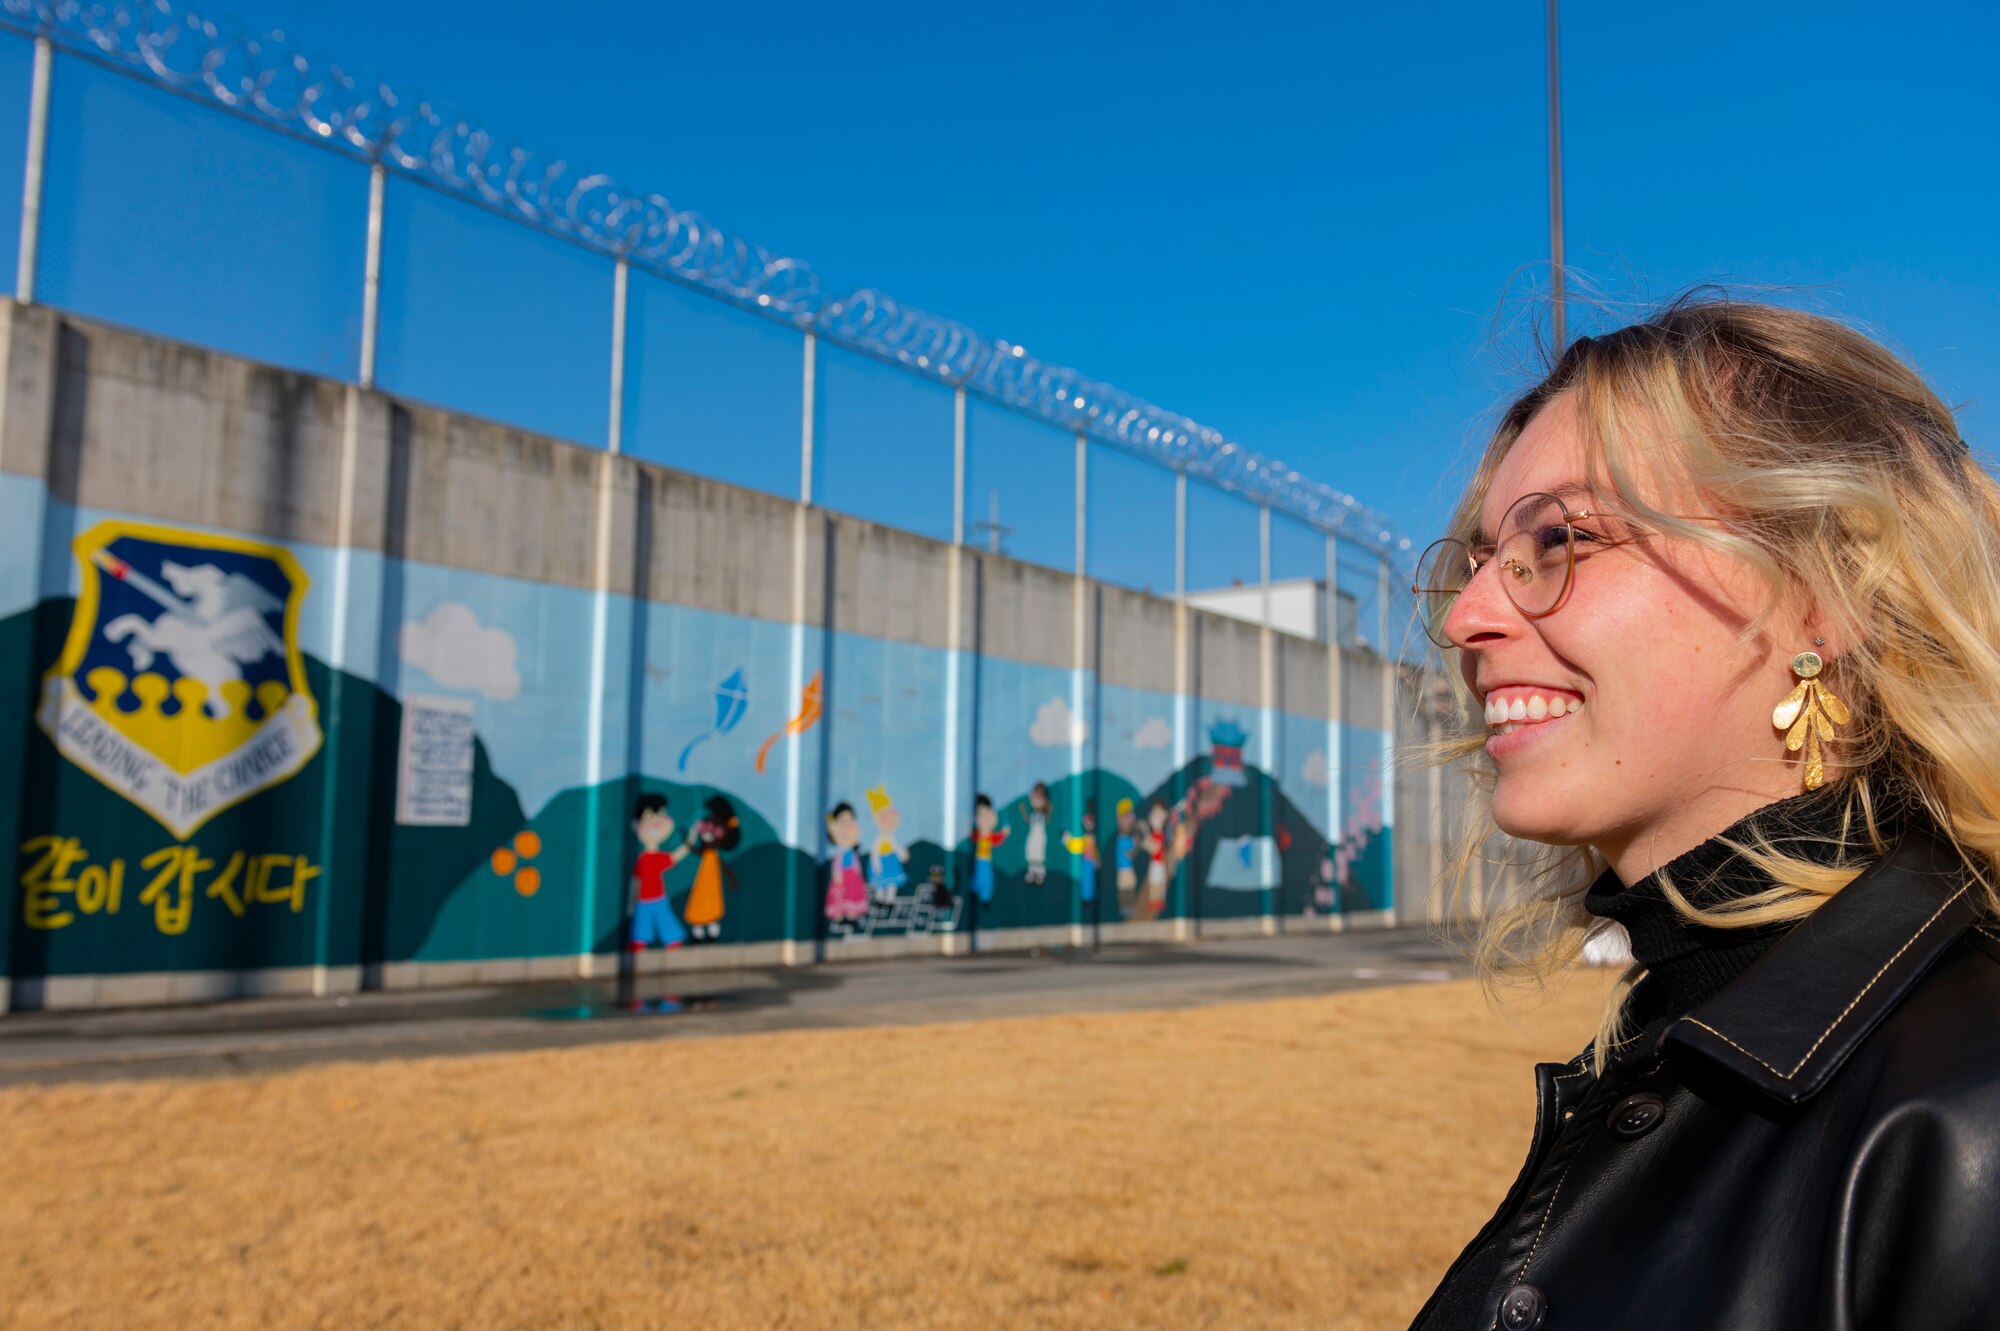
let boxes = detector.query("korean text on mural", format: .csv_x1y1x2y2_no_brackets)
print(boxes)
19,836,321,935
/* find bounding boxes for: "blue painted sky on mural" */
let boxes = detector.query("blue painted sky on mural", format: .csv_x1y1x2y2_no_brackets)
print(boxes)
5,0,1997,602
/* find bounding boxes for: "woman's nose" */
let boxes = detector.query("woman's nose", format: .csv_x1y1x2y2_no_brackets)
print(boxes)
1443,557,1521,649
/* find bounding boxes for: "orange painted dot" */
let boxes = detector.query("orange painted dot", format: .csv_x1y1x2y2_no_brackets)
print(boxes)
491,847,518,875
514,867,541,897
513,830,542,858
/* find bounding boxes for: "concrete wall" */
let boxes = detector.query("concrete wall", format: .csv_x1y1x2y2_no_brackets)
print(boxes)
0,302,1417,1011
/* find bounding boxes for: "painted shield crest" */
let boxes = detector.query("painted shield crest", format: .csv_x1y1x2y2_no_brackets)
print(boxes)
36,520,323,839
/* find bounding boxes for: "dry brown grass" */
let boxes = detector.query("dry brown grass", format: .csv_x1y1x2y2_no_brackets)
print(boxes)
0,972,1614,1331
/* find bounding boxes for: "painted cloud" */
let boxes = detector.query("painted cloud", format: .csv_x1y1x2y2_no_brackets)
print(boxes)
399,601,522,702
1132,717,1172,751
1300,748,1330,787
1029,695,1087,748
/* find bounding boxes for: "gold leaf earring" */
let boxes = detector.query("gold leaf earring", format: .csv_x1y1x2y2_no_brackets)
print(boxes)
1772,641,1849,791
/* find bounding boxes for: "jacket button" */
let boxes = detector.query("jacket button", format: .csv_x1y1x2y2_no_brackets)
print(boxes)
1498,1283,1548,1330
1608,1092,1666,1139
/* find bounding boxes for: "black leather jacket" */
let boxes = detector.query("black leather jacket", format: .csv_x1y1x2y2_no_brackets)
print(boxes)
1408,826,2000,1331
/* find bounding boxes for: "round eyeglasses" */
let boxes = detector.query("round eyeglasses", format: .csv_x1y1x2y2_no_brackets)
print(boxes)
1411,491,1602,648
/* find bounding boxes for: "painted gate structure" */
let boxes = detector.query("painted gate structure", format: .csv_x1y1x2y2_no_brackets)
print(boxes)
0,301,1412,1011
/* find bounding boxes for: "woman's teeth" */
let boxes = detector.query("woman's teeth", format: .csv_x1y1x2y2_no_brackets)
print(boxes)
1484,693,1580,732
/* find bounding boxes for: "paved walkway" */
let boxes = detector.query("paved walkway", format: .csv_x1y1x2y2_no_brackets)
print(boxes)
0,929,1465,1086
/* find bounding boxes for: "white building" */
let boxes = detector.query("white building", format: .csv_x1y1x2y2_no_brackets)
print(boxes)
1184,577,1361,647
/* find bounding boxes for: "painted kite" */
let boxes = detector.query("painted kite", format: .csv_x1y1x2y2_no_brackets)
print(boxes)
677,666,749,771
755,670,823,774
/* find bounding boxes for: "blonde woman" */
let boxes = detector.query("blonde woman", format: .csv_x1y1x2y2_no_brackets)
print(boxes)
1407,297,2000,1331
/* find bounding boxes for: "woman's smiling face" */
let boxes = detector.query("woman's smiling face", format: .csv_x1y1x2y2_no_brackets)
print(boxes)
1444,395,1811,882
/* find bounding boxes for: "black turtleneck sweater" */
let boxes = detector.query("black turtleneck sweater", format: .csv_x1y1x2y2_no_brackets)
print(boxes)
1585,786,1873,1061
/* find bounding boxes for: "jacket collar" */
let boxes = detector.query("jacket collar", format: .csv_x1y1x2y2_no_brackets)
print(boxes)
1662,823,1979,1110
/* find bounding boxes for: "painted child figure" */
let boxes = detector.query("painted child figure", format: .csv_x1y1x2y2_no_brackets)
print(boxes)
865,786,909,901
682,794,741,943
1312,849,1338,915
1062,800,1100,906
630,794,690,951
1142,798,1171,917
970,793,1010,905
824,802,871,923
1113,798,1139,918
1021,782,1052,885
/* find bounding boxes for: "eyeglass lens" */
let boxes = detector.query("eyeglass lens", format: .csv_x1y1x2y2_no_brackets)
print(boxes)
1413,492,1576,647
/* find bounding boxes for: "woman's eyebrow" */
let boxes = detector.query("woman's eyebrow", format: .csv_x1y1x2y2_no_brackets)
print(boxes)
1546,481,1598,508
1470,481,1599,544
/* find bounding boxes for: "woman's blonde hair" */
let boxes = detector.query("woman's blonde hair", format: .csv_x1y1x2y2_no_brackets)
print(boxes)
1440,294,2000,1052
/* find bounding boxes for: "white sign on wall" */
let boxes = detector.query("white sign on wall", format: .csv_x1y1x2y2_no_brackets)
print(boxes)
395,693,477,826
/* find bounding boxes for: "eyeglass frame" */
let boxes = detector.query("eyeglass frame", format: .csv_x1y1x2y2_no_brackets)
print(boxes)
1410,491,1620,649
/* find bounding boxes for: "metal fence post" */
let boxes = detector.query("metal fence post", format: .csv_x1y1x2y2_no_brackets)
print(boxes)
952,388,967,547
1173,470,1189,771
798,333,817,506
1258,503,1275,930
1071,431,1088,940
943,386,967,927
782,331,817,960
1325,531,1343,925
1377,547,1391,660
1377,549,1396,918
1260,506,1273,624
14,37,52,304
1074,432,1088,578
358,162,385,389
1172,469,1191,938
1428,680,1445,927
607,257,629,454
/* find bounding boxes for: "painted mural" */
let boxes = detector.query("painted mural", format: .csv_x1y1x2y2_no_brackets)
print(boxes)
1,484,1393,995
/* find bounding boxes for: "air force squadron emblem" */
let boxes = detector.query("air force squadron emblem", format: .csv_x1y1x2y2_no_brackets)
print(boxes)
37,521,323,839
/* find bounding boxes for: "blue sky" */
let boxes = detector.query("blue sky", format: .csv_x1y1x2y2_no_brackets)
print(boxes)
5,0,1996,604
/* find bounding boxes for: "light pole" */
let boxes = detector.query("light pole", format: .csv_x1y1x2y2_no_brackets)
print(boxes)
1546,0,1567,351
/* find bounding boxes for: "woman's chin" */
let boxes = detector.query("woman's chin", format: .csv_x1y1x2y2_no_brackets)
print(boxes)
1489,792,1593,849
